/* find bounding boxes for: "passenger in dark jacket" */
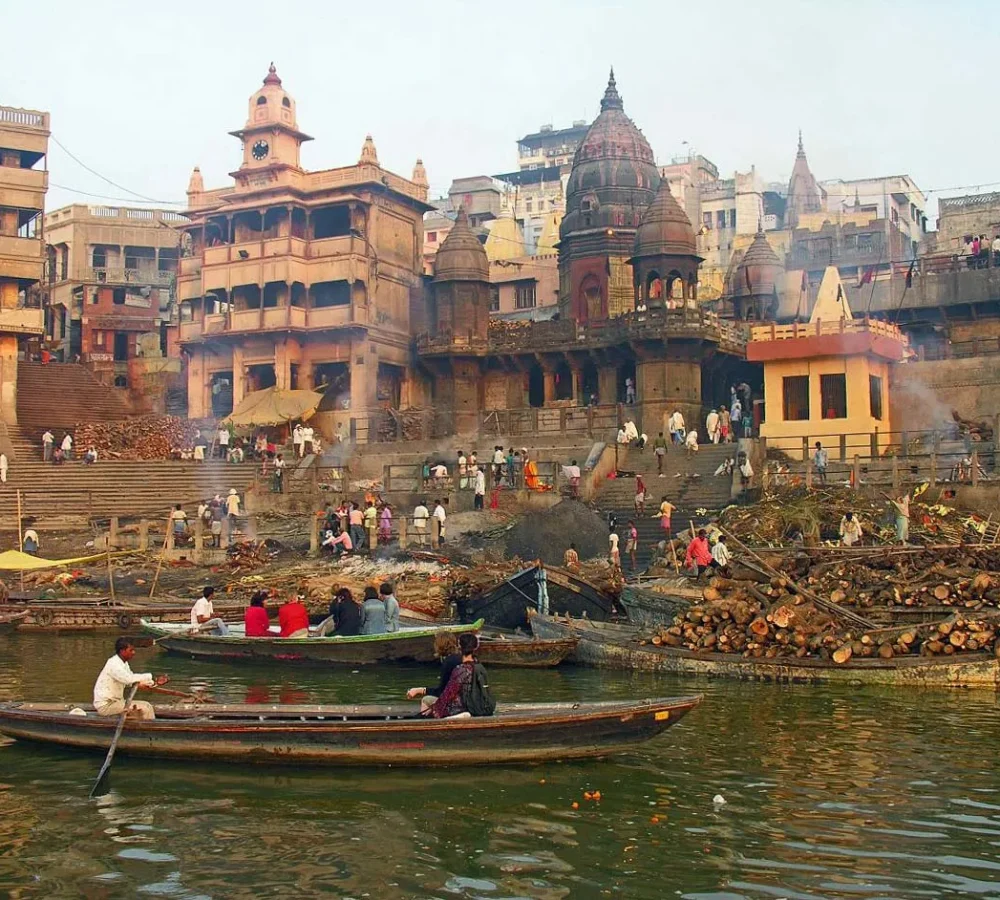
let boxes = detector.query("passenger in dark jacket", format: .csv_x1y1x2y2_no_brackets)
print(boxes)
406,633,461,710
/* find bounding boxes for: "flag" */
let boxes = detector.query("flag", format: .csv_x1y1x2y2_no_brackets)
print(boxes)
858,265,875,287
836,284,844,304
905,260,915,289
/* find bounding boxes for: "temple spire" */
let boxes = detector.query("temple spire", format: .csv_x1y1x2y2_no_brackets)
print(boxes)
601,67,623,112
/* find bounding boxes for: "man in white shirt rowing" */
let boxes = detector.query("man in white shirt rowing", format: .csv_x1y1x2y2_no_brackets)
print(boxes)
93,637,166,720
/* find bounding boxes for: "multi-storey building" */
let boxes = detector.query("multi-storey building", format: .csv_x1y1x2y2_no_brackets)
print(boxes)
516,121,588,172
0,105,49,422
931,192,1000,257
175,65,431,423
44,204,186,375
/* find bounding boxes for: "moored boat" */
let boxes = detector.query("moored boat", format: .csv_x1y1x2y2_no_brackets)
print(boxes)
530,613,1000,688
0,609,28,631
3,598,244,631
620,581,696,628
142,619,484,665
0,696,702,767
476,635,577,668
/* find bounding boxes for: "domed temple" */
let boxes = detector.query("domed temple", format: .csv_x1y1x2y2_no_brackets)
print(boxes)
418,71,760,437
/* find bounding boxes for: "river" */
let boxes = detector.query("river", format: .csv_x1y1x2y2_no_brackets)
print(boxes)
0,631,999,899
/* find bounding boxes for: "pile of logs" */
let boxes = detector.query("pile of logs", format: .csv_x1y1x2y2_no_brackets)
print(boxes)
74,416,208,460
649,575,1000,663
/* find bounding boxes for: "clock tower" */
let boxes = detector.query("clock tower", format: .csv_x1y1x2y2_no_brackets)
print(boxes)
229,63,312,176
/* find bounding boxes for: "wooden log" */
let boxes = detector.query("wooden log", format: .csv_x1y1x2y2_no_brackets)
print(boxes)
878,642,894,659
832,645,853,664
933,584,951,601
949,631,968,647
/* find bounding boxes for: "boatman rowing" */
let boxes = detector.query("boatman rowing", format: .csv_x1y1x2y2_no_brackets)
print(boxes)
93,637,167,721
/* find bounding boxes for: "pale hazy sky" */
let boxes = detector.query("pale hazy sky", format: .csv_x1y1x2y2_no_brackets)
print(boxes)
4,0,997,224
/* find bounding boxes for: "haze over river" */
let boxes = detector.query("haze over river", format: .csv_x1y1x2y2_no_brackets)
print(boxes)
1,631,999,899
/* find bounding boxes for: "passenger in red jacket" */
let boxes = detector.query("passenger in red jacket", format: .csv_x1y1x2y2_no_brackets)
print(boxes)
243,591,271,637
278,596,310,638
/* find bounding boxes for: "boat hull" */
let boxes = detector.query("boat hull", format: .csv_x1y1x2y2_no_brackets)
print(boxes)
143,620,483,666
476,637,577,668
530,615,1000,688
0,697,702,767
5,602,243,632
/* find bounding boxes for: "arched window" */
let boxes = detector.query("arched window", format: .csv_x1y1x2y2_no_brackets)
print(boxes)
256,96,267,106
646,271,662,301
282,97,291,108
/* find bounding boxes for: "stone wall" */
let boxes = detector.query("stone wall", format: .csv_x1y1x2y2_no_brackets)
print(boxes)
889,356,1000,431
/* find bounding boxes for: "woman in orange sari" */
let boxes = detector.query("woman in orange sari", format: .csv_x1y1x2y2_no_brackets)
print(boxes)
524,452,540,490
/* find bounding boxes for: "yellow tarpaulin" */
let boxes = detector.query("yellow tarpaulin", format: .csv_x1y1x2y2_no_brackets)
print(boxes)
0,550,117,570
224,387,323,428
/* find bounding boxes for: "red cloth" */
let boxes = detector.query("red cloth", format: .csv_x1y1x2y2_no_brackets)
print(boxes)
244,606,271,638
278,602,309,637
685,536,712,567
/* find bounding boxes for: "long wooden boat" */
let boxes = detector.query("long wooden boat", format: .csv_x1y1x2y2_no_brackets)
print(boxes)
529,614,1000,688
142,619,484,665
621,581,696,628
0,696,702,767
1,598,243,632
476,636,577,668
457,564,617,630
0,609,28,631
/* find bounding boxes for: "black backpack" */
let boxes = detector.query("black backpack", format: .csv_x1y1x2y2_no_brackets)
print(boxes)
462,662,496,717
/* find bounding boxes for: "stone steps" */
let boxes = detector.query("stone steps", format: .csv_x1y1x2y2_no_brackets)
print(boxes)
16,362,131,436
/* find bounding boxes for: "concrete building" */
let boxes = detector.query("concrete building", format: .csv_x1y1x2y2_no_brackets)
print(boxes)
0,105,49,423
175,64,431,426
933,192,1000,257
489,254,559,319
516,121,589,172
749,266,906,454
44,205,187,377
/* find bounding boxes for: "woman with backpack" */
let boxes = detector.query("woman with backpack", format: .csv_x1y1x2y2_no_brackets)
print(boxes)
422,632,495,719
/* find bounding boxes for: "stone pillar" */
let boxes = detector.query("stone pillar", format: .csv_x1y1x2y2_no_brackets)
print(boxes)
138,520,149,551
273,342,291,390
349,339,376,412
638,358,702,438
193,516,204,552
309,513,320,557
543,370,557,405
108,517,119,550
571,368,583,405
451,358,482,435
597,366,617,405
0,334,18,424
231,346,246,410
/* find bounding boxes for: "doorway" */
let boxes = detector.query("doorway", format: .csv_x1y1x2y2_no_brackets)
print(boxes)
113,332,129,362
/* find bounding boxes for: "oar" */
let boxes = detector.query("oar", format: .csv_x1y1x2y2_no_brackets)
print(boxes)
148,684,214,704
90,683,138,798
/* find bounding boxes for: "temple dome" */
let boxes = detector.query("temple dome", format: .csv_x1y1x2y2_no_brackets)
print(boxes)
735,225,784,297
559,70,660,242
433,207,489,283
632,179,698,259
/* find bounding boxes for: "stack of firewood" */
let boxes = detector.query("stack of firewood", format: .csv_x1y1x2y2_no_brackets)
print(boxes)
74,416,208,460
649,576,1000,663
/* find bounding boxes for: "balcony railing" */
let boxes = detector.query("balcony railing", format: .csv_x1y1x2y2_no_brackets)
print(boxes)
0,235,43,258
0,106,49,130
89,267,175,287
0,306,45,335
0,167,47,193
177,304,355,341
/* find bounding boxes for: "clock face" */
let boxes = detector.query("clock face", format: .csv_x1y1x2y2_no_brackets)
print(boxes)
251,140,269,161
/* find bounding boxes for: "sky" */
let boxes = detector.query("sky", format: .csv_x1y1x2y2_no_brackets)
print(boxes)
4,0,998,225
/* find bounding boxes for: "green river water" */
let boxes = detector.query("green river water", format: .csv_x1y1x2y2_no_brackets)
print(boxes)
1,631,999,899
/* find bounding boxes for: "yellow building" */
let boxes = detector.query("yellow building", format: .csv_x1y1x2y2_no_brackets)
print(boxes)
176,65,432,427
748,266,906,455
0,105,49,422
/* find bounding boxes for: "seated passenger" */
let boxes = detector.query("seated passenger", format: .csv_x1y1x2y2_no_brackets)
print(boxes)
424,633,495,719
278,595,310,638
244,591,271,637
315,587,363,637
406,633,461,710
359,586,386,635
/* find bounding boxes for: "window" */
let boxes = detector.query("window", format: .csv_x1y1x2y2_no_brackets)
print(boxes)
282,97,291,108
820,373,847,419
94,330,104,348
729,209,737,228
716,211,726,229
256,96,267,105
489,286,500,312
514,282,536,309
525,199,533,213
427,231,437,243
702,213,712,229
858,233,874,254
782,375,810,421
112,288,126,306
869,374,883,420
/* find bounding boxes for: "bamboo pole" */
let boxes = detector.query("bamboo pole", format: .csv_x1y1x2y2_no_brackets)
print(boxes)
148,515,172,600
16,490,23,593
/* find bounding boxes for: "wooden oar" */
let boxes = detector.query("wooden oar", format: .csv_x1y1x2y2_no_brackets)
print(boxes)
148,684,214,704
151,621,241,645
90,683,138,798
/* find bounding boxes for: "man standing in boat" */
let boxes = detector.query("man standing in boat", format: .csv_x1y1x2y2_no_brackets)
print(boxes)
93,638,167,721
379,582,401,632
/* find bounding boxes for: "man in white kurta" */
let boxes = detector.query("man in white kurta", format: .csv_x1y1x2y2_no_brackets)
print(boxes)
93,638,159,720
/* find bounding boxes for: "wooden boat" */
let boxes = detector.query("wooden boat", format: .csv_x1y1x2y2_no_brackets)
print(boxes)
1,598,243,632
142,619,484,666
529,614,1000,688
620,581,696,628
458,564,617,630
0,609,28,631
476,635,577,668
0,696,702,767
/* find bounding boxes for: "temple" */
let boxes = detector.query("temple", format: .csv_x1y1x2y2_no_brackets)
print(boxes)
418,71,756,438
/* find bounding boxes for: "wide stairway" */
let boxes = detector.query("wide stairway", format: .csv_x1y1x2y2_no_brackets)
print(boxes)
0,454,259,531
16,361,132,438
594,442,737,572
